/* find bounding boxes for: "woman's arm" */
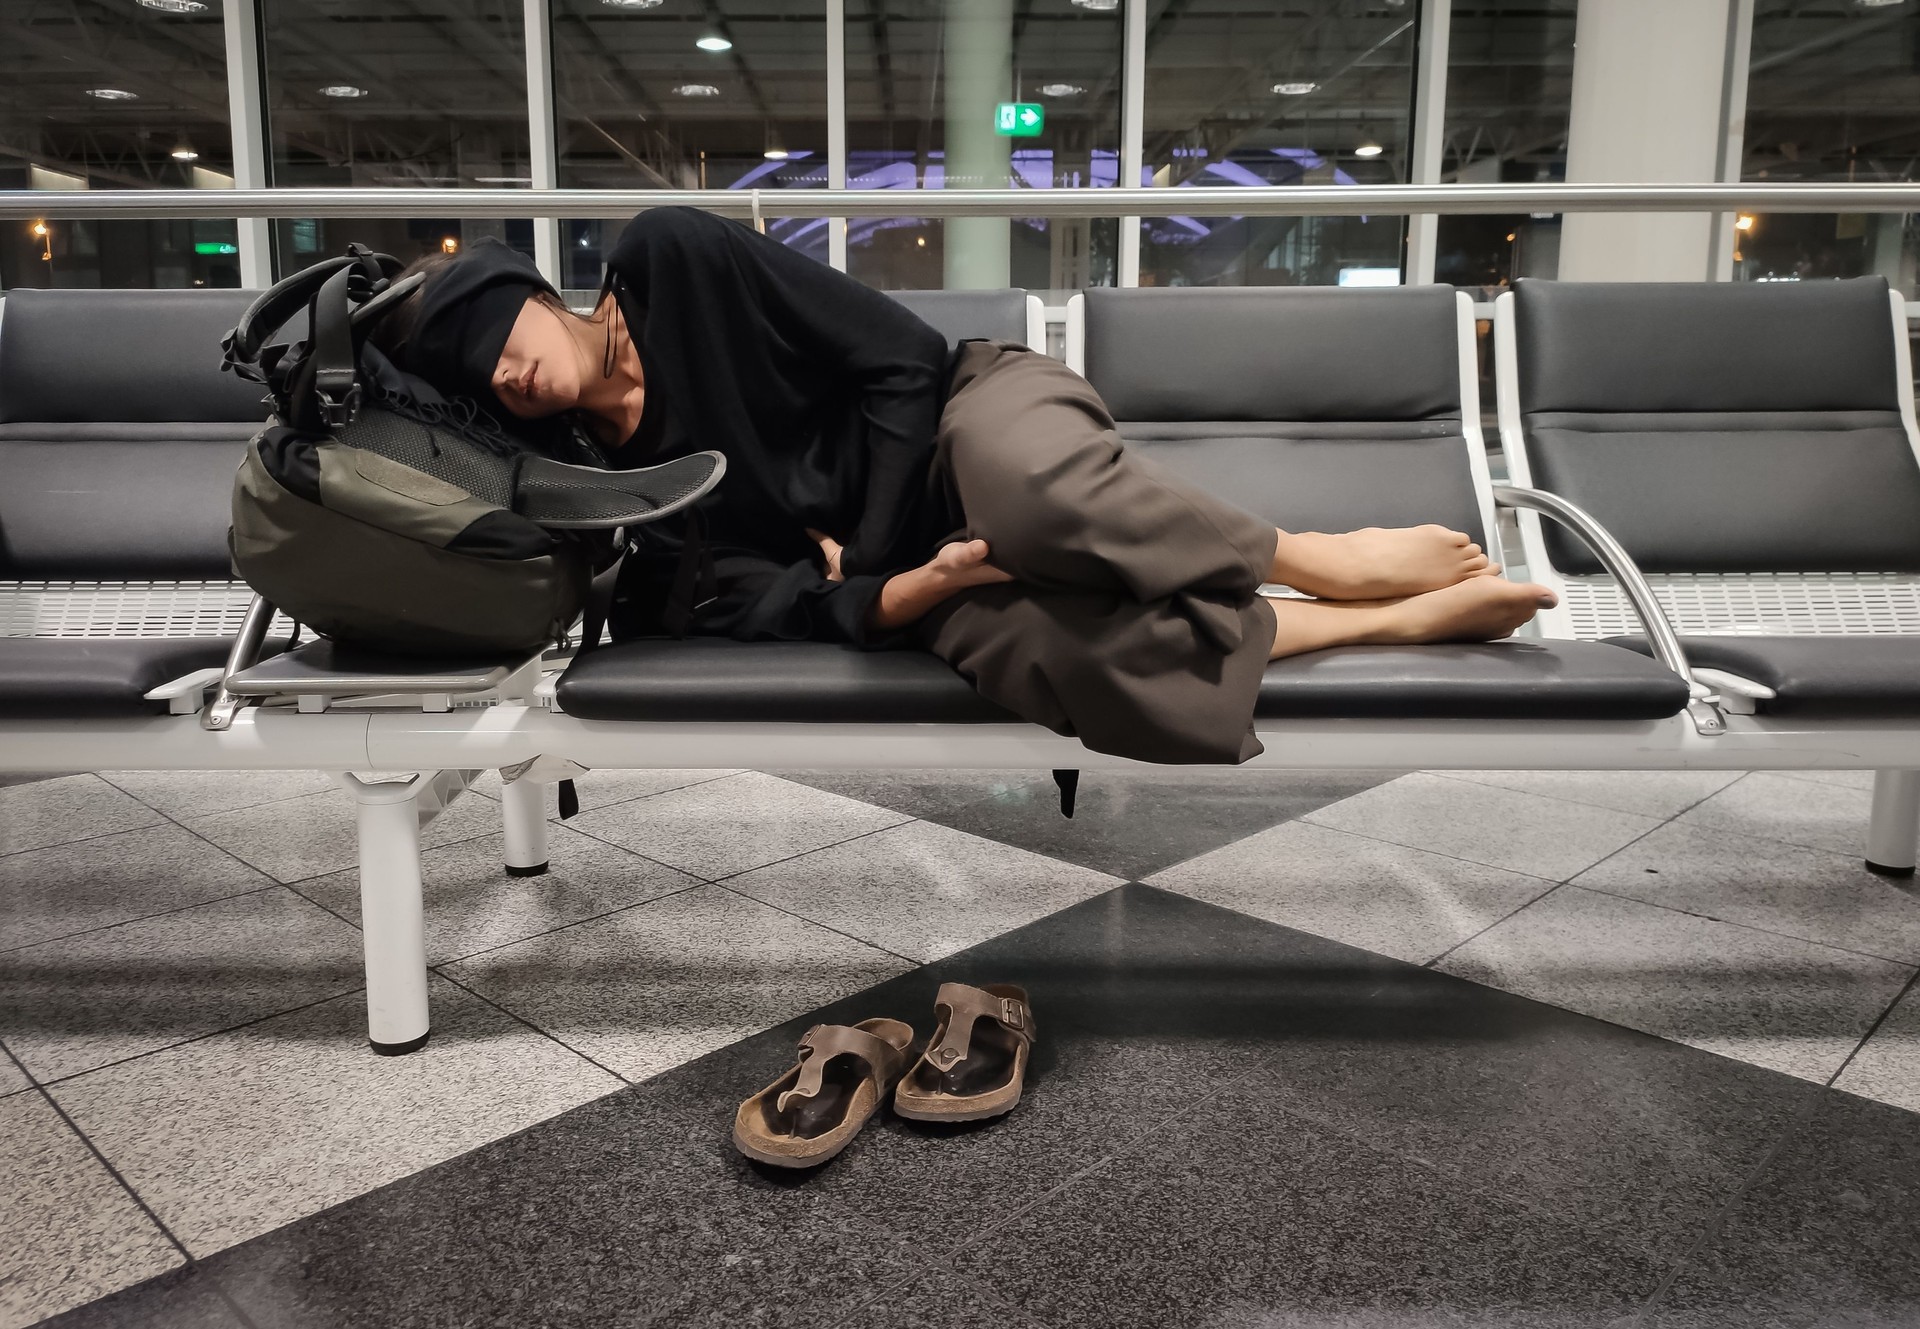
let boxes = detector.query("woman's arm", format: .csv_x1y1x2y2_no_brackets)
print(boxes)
811,530,1012,631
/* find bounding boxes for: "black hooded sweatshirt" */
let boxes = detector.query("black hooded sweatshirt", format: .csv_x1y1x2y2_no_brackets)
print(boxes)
601,207,961,645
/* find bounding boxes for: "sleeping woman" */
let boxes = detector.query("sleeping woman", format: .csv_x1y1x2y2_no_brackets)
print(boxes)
370,206,1554,765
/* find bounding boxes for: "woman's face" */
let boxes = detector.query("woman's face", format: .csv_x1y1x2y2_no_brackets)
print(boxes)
489,296,582,419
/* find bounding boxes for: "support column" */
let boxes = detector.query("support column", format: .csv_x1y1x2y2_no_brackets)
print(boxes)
223,0,274,287
525,0,563,287
943,0,1014,289
1866,769,1919,877
338,774,432,1054
827,0,848,272
1406,0,1452,286
1559,0,1737,282
1117,0,1146,287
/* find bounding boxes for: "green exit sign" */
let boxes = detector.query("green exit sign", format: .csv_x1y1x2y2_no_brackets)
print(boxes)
994,102,1044,137
193,241,238,255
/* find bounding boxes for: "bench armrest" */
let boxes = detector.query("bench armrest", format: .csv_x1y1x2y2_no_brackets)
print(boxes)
202,593,278,732
1491,484,1706,700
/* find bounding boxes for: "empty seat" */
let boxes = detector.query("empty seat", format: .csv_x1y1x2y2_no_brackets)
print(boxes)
1500,276,1920,719
887,288,1039,348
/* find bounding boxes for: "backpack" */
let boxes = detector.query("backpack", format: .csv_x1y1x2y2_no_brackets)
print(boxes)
220,245,723,656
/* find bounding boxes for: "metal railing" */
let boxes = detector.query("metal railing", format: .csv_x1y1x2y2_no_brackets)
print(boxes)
5,182,1920,222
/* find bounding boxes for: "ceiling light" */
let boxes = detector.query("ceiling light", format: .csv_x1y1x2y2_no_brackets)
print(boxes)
1735,214,1756,231
696,34,732,51
86,88,139,100
139,0,208,11
1854,0,1907,7
674,83,720,97
441,237,460,254
601,0,665,7
1071,0,1120,9
1354,141,1384,158
473,175,533,183
170,143,199,161
764,148,791,160
31,221,48,237
319,84,367,98
1041,83,1084,97
1272,81,1318,96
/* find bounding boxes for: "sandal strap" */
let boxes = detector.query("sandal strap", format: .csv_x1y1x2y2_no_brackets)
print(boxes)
924,983,1035,1074
775,1023,907,1114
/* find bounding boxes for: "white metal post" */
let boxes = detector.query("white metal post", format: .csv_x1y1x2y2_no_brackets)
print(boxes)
337,774,433,1054
525,0,563,286
1406,0,1452,286
827,0,848,272
1117,0,1146,286
1866,769,1920,876
1709,0,1756,281
500,775,551,876
223,0,274,286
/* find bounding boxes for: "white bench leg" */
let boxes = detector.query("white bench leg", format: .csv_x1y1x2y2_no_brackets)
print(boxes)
500,775,551,877
338,774,432,1054
1866,769,1919,877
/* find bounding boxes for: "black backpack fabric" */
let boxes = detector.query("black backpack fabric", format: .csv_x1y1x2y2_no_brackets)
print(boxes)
221,246,723,656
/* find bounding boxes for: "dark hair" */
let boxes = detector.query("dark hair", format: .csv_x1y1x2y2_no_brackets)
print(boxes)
367,250,621,461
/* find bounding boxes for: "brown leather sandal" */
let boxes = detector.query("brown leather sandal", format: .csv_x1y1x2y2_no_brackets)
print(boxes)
893,983,1035,1123
732,1018,915,1168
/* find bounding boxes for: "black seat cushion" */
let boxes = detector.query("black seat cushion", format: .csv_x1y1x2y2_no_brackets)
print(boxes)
1607,634,1920,718
0,637,239,719
557,636,1689,724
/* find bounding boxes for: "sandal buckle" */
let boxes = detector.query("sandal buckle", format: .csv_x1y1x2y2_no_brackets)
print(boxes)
1000,998,1024,1030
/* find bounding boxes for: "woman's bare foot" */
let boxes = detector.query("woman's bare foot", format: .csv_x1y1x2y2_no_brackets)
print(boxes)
1267,576,1557,660
1273,525,1493,600
930,538,1015,590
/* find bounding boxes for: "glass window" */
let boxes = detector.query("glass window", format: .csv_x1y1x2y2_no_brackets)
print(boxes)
0,0,236,289
1739,0,1920,296
551,0,829,295
842,0,1123,292
261,0,533,275
1434,0,1575,293
1138,0,1416,287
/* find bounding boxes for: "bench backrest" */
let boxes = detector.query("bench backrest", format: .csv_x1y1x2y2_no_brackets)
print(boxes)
1078,285,1491,545
886,288,1035,347
1506,276,1920,575
0,289,263,580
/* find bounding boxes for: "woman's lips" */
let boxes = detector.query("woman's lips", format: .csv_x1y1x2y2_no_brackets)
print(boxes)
522,365,540,400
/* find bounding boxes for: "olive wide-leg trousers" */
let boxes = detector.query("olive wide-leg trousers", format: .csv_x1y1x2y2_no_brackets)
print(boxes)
919,339,1280,765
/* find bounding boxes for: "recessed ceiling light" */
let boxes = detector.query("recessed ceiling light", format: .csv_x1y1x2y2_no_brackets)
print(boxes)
1071,0,1120,9
319,84,367,98
1272,81,1317,96
139,0,208,11
674,83,721,97
1040,83,1084,97
763,148,791,160
1854,0,1906,7
171,145,199,161
1354,141,1384,158
601,0,665,7
86,88,139,100
696,34,732,51
473,175,533,183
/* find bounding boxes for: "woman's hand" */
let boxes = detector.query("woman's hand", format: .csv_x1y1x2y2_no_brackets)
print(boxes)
805,528,846,583
868,538,1013,631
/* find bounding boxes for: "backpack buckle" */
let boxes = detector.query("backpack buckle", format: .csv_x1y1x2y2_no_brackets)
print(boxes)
318,383,362,429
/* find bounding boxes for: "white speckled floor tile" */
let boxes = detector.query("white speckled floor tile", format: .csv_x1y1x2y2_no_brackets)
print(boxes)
182,786,503,884
296,827,698,964
1673,773,1875,859
0,774,162,857
50,975,619,1257
565,771,911,880
0,1092,181,1327
1834,983,1920,1114
467,767,743,814
1573,820,1920,963
1148,819,1553,965
0,1051,28,1098
96,769,335,820
726,819,1118,962
1428,769,1744,820
1304,773,1661,882
0,825,272,953
1441,886,1915,1082
2,888,363,1083
1768,769,1879,792
444,883,910,1082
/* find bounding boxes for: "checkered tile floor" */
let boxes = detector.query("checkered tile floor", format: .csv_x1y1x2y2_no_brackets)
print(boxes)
2,764,1916,1327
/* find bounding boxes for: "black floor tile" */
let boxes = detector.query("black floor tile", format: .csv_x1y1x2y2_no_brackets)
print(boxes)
837,1264,1056,1329
38,1264,245,1329
774,768,1401,878
61,885,1864,1329
949,1105,1666,1329
1643,1091,1920,1328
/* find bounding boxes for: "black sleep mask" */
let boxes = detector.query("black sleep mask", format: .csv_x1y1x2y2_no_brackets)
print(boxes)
405,238,557,408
